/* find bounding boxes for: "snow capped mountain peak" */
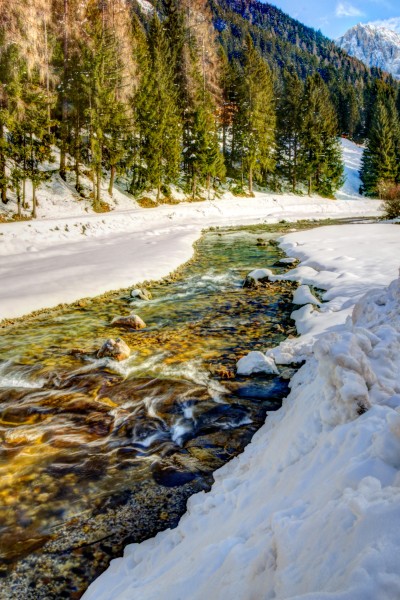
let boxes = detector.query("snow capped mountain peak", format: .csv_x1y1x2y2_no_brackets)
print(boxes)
337,22,400,79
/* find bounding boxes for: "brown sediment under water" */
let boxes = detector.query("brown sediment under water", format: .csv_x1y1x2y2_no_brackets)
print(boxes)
0,225,299,599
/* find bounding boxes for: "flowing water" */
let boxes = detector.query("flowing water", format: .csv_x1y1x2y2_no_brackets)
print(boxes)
0,227,297,599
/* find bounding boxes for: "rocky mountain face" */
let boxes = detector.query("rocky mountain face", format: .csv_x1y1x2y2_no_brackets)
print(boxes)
338,23,400,80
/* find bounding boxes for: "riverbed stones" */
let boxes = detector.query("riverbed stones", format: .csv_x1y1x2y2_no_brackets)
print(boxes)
111,313,147,330
97,338,131,361
236,351,279,376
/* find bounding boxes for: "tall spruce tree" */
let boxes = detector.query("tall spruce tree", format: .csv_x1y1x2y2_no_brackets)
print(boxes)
133,14,181,200
276,70,303,192
234,35,276,194
82,0,130,209
360,98,399,196
300,73,344,197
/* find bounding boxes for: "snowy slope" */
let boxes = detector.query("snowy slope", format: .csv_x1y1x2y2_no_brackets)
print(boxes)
83,223,400,600
338,23,400,79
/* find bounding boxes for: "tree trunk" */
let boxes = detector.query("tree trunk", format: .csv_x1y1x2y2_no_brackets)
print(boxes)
23,178,27,209
17,186,21,217
32,183,37,219
96,164,101,208
249,166,253,195
206,173,211,200
0,124,7,204
109,165,116,197
192,174,197,200
75,153,80,193
60,0,69,180
308,175,312,196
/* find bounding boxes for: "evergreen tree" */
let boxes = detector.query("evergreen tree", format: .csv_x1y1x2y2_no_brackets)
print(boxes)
276,69,303,192
132,15,181,200
234,35,276,194
0,41,24,204
360,98,398,196
184,89,225,198
20,82,54,218
82,0,131,209
300,73,343,196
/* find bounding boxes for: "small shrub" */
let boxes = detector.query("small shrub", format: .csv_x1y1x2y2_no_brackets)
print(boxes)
378,180,400,219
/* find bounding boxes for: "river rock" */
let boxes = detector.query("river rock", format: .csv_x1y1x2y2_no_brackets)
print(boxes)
243,268,274,288
97,338,131,361
274,257,298,267
131,288,152,301
111,313,147,330
236,351,279,376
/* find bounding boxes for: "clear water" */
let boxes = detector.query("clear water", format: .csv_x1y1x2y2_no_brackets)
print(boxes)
0,227,296,597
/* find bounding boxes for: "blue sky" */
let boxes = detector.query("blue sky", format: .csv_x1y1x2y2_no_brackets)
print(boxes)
265,0,400,39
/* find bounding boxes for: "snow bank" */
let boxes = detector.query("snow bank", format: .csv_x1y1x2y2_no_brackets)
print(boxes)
83,223,400,600
0,138,380,320
0,194,380,320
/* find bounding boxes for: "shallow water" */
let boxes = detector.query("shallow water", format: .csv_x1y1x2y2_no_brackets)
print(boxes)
0,227,297,598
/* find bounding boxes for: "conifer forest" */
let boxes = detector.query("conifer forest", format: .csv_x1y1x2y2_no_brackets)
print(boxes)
0,0,399,218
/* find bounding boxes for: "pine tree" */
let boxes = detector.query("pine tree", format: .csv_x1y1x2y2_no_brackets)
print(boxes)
0,41,24,204
132,14,181,200
300,73,343,197
234,35,276,194
81,0,131,209
276,69,303,192
184,89,225,198
360,98,398,196
20,81,54,217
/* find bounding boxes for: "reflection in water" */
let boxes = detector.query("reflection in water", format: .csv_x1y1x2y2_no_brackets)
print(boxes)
0,228,296,598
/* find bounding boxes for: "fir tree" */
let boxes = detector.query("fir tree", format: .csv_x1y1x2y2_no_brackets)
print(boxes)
300,73,343,197
234,35,276,194
360,98,398,196
132,15,181,200
276,69,303,192
184,89,225,198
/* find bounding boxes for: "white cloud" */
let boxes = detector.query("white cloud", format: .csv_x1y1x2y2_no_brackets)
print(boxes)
336,2,365,17
369,17,400,34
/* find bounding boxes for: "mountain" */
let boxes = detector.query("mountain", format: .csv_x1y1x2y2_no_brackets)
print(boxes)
337,23,400,80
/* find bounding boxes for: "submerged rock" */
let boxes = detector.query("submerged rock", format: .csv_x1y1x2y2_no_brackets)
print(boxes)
243,268,274,288
274,257,298,267
111,313,147,330
236,351,279,376
131,288,152,301
97,338,131,361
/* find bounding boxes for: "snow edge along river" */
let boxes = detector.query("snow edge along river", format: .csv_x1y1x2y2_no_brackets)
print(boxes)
83,222,400,600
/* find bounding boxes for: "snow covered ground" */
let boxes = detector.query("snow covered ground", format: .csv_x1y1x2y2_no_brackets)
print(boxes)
83,222,400,600
0,140,379,320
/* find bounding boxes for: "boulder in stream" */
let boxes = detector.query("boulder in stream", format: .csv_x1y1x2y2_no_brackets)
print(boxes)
236,351,279,376
97,338,131,361
243,268,274,288
111,313,147,330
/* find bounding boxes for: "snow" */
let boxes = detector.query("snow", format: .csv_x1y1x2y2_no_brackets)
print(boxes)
0,138,380,321
338,23,400,79
336,138,364,201
83,222,400,600
246,268,274,282
236,351,279,376
292,285,321,306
